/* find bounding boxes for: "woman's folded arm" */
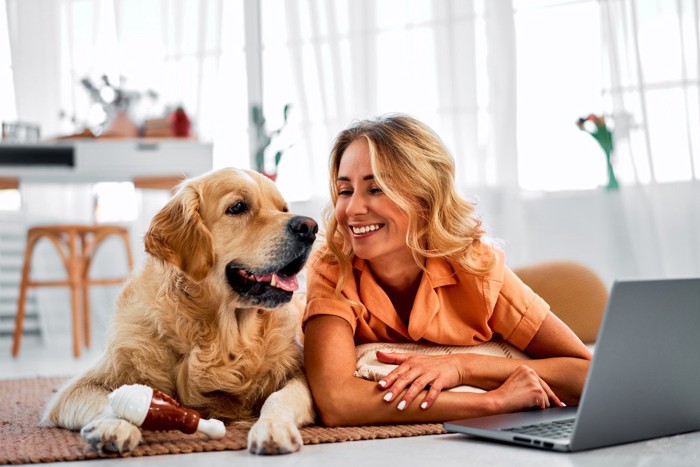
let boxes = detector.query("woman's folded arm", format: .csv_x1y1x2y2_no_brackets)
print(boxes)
303,315,564,426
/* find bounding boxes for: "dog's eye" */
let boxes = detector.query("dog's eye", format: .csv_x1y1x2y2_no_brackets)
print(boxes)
226,201,248,215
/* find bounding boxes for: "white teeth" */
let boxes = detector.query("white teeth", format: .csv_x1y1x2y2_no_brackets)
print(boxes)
271,274,277,287
351,224,381,235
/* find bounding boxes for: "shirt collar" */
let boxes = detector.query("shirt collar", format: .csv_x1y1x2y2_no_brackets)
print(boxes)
353,255,457,287
352,255,457,341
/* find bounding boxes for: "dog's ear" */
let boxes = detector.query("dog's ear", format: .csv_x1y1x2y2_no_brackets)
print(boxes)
144,185,215,282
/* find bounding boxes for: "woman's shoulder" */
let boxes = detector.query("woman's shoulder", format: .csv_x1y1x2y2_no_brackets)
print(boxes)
450,243,506,280
307,242,357,283
308,243,336,272
487,245,506,276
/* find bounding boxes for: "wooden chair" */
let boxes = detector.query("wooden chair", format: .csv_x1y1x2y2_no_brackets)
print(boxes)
133,175,185,192
513,261,608,344
12,224,134,357
0,177,20,190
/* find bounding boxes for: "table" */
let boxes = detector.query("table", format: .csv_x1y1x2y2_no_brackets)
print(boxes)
0,139,213,183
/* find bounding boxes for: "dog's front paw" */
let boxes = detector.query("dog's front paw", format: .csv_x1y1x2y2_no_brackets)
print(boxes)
81,417,143,453
248,417,303,455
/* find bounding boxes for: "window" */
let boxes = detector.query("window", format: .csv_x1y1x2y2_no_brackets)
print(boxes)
601,0,700,184
258,0,616,197
0,0,19,212
259,0,494,201
4,0,696,218
1,0,248,218
93,182,137,223
514,0,606,191
0,0,15,124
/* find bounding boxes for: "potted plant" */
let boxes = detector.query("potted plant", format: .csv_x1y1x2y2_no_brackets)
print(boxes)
251,103,293,181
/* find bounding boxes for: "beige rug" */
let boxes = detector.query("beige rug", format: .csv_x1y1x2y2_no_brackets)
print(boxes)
0,377,446,464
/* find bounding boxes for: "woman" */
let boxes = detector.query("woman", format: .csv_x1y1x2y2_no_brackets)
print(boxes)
303,115,591,426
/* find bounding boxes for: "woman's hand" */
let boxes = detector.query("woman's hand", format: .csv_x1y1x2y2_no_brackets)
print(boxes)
375,351,465,411
488,365,564,413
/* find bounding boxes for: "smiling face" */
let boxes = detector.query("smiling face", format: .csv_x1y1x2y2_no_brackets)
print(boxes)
334,138,413,268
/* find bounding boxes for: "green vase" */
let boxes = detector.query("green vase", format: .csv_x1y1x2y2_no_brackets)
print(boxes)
604,149,619,191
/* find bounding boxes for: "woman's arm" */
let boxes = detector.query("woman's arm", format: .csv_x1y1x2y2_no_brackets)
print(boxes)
304,315,559,426
377,312,592,410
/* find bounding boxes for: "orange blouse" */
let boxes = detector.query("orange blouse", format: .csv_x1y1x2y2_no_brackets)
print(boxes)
302,247,550,350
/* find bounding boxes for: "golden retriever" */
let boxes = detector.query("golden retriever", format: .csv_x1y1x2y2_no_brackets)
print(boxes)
42,167,317,454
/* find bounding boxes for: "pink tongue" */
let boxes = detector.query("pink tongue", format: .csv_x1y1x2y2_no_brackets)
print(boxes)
252,273,299,292
274,274,299,292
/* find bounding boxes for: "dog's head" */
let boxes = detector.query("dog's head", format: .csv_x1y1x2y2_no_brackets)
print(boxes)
144,168,317,309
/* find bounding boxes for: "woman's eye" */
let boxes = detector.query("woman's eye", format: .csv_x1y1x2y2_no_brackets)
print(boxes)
226,201,248,215
370,187,383,194
338,189,353,197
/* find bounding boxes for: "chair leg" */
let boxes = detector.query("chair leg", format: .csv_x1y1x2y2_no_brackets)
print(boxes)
122,231,134,272
13,226,132,358
80,232,91,349
70,285,81,358
12,234,37,357
67,230,82,358
82,284,91,348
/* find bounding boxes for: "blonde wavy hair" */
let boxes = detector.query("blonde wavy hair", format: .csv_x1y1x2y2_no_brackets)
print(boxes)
321,114,495,295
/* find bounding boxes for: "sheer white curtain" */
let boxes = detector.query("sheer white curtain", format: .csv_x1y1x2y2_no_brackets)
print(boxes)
259,0,519,203
6,0,699,289
261,0,544,282
4,0,246,340
595,0,700,280
5,0,249,228
262,0,700,285
601,0,700,184
6,0,248,169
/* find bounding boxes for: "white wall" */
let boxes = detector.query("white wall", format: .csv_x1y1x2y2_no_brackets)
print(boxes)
475,181,700,287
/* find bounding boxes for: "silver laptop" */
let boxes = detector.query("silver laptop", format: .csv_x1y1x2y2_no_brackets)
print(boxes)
445,278,700,451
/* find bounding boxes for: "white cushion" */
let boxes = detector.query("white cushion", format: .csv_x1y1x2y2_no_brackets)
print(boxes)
354,340,530,393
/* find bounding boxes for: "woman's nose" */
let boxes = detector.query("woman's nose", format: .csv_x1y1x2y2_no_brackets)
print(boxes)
346,192,368,216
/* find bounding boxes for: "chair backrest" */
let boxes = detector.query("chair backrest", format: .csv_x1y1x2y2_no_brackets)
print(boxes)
0,177,19,190
133,175,185,193
513,261,608,344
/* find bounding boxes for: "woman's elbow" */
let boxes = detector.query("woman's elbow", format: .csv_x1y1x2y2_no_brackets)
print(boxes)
310,387,354,427
315,406,344,427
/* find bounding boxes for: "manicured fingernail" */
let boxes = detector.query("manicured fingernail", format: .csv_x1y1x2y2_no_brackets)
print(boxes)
561,402,567,407
420,401,428,409
383,392,393,402
378,380,387,388
397,400,406,411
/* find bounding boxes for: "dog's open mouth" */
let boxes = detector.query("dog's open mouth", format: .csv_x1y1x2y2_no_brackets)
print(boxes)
233,269,299,292
225,253,307,307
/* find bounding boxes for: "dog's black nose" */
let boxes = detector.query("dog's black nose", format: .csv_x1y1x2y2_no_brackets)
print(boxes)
289,216,318,244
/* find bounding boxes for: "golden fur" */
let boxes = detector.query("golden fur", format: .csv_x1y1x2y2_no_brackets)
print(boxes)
42,167,316,454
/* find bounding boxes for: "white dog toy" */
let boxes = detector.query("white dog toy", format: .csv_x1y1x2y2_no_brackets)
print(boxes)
109,384,226,440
